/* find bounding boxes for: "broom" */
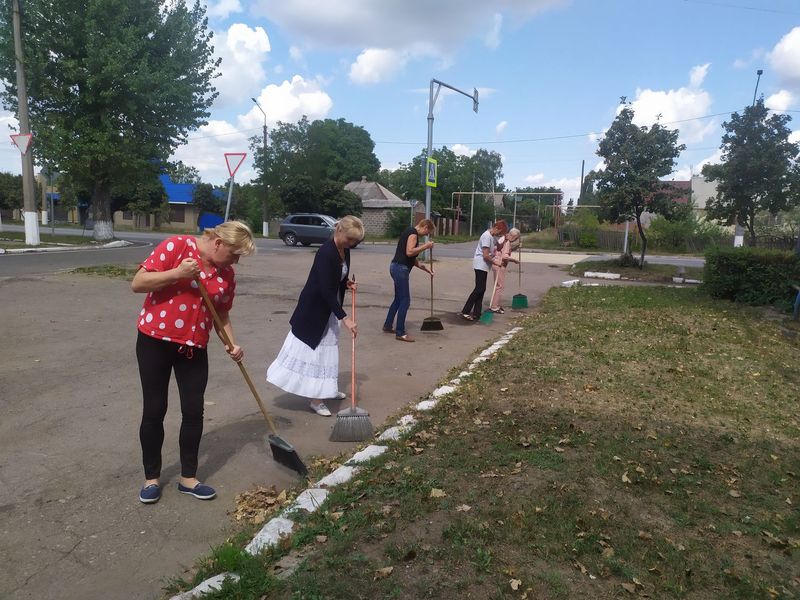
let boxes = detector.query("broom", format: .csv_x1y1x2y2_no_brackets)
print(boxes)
478,268,500,324
511,242,528,309
421,246,443,331
330,276,374,442
196,278,308,477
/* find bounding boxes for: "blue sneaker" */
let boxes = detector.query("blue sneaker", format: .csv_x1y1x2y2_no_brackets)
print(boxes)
139,483,161,504
177,482,216,500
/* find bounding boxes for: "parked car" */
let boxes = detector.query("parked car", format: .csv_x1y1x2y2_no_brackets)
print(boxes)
278,213,338,246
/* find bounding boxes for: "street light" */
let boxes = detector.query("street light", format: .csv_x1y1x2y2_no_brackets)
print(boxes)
424,78,479,235
752,69,763,106
251,97,268,237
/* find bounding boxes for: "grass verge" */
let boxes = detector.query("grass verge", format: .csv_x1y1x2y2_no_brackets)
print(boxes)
571,259,704,283
72,264,139,279
0,231,99,249
168,286,799,599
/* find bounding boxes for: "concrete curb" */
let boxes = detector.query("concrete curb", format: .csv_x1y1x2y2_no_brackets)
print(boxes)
0,239,134,254
169,325,525,599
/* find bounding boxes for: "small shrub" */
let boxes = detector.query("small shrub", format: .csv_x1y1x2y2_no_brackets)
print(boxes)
703,246,800,308
616,253,640,268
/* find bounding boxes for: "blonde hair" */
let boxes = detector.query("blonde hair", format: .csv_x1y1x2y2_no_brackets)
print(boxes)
417,218,436,235
336,215,365,242
203,220,256,256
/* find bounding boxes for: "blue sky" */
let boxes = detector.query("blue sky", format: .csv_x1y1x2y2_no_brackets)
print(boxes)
2,0,799,203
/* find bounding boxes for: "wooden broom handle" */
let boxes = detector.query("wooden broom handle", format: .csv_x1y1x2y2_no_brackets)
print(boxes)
196,277,278,435
350,275,357,410
429,246,434,317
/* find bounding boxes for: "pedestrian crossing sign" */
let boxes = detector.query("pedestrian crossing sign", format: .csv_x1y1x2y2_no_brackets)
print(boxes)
426,157,437,188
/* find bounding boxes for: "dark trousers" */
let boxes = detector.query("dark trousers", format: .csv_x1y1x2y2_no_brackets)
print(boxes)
136,332,208,480
384,262,411,336
462,269,488,317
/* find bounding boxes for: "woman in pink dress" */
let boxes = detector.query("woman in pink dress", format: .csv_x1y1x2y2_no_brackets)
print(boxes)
489,227,521,313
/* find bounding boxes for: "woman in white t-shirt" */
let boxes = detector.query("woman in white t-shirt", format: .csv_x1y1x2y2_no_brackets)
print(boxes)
460,219,508,320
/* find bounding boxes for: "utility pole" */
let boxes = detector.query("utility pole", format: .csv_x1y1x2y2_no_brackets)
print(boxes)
251,98,269,237
12,0,39,245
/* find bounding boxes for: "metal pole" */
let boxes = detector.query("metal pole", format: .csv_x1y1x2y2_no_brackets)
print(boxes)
512,193,517,229
623,219,630,254
469,173,475,237
752,69,763,106
224,177,234,221
425,79,435,223
251,98,268,237
12,0,39,245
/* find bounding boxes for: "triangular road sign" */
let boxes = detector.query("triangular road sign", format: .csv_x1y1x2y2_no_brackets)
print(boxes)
224,152,247,178
10,133,32,155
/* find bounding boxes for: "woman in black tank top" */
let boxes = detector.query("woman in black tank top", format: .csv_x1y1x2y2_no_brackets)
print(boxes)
382,219,435,342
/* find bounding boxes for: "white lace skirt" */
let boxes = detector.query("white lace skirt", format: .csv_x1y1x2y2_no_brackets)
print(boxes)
266,314,340,399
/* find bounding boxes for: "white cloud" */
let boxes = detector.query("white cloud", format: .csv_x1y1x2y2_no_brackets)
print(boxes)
689,63,710,88
253,0,567,75
172,75,333,184
789,130,800,144
733,48,766,69
766,89,794,111
0,111,21,175
628,64,715,144
349,48,409,85
485,13,503,49
171,120,255,185
496,121,508,136
451,143,477,157
289,45,304,61
769,26,800,88
524,173,544,183
206,0,242,19
213,23,271,107
672,149,723,181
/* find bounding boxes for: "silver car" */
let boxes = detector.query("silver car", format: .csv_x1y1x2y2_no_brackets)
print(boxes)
278,213,337,246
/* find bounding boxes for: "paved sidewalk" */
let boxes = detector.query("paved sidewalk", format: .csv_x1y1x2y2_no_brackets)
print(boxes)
0,249,579,600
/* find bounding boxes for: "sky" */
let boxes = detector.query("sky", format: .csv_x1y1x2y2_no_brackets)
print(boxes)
2,0,800,205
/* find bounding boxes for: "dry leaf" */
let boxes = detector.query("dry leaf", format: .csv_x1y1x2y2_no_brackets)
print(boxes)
373,567,393,580
729,490,741,498
316,535,328,543
456,504,472,512
635,466,646,474
622,471,632,484
638,530,653,540
510,579,522,591
601,547,615,558
430,488,447,498
621,582,636,593
500,387,509,392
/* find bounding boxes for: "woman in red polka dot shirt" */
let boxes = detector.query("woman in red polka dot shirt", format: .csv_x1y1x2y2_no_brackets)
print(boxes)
131,221,255,504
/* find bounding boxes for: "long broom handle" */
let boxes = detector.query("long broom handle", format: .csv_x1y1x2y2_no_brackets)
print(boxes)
429,246,434,317
518,243,522,290
350,275,357,410
196,277,279,436
488,264,500,308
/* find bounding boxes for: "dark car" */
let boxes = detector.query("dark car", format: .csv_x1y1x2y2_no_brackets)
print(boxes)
278,213,337,246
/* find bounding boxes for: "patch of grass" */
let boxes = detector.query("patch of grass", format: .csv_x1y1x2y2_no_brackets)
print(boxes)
571,258,704,282
165,285,800,599
0,230,99,249
72,264,139,279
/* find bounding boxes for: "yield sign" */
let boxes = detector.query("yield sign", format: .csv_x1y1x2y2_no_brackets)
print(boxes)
10,133,32,155
224,152,247,178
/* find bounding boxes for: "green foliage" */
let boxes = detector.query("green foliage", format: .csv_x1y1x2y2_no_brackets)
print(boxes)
0,0,220,240
164,160,201,184
616,252,640,268
702,99,800,246
595,104,686,265
252,116,377,217
385,208,412,238
703,246,800,308
0,171,22,210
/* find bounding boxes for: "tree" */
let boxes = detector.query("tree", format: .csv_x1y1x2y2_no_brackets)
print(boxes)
251,116,378,216
0,0,219,240
192,183,223,226
702,99,800,246
0,172,23,211
164,160,201,184
595,104,685,266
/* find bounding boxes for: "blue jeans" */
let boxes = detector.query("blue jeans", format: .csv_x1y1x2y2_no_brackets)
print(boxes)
384,262,411,336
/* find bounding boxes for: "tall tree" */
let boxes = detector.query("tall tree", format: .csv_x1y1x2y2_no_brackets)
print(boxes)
0,0,219,240
595,104,685,266
702,99,800,246
164,160,202,184
0,172,23,211
251,116,377,216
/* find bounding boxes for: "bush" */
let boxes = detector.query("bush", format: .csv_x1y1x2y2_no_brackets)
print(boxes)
616,253,640,268
703,246,800,309
385,208,412,238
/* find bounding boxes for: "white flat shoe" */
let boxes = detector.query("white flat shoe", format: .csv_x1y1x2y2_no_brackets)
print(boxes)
333,391,346,400
310,401,332,417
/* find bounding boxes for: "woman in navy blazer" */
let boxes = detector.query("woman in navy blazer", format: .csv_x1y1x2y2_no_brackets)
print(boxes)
267,216,364,416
